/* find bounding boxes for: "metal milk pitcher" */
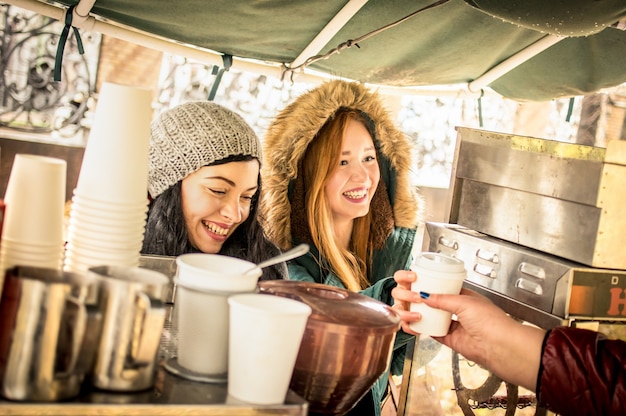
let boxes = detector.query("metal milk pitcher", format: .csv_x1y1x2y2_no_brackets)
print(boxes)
89,265,168,391
0,266,101,401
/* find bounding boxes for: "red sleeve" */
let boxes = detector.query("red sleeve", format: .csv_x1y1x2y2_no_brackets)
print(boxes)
537,326,626,415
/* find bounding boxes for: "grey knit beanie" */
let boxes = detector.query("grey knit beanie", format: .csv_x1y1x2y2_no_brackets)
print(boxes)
148,101,261,198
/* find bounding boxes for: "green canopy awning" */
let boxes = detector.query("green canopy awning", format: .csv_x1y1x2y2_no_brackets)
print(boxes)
10,0,626,101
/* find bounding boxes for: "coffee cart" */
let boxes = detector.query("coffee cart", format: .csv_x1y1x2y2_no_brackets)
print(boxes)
398,127,626,415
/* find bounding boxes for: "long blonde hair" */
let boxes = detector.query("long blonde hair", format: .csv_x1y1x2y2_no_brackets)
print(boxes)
301,109,375,291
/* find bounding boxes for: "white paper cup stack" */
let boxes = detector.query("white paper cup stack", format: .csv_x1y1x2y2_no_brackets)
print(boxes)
64,82,153,273
0,154,67,274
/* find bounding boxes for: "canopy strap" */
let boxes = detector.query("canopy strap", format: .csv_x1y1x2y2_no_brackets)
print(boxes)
477,89,484,128
208,54,233,101
54,5,85,82
566,97,575,122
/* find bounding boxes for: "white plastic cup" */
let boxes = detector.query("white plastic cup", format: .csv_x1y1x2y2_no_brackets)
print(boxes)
64,243,141,262
0,245,63,260
68,211,146,236
66,228,144,249
1,237,66,252
227,294,311,405
68,202,147,220
71,193,149,211
409,252,466,337
174,254,262,376
2,154,67,245
75,83,152,205
0,246,63,270
175,253,262,292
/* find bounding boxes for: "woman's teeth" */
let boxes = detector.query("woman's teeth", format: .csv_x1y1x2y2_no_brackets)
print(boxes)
203,221,228,235
343,190,367,199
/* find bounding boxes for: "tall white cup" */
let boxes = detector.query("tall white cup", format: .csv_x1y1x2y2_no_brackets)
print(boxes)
2,154,67,245
228,293,311,405
173,254,262,377
75,82,152,204
409,252,466,337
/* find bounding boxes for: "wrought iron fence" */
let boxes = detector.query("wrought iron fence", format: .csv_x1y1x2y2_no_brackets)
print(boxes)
0,3,100,143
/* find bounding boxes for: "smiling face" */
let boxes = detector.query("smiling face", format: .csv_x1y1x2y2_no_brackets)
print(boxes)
181,159,259,253
324,118,380,227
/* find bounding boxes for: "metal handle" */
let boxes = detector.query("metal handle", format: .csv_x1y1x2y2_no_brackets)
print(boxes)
515,278,543,295
476,248,499,264
438,236,458,250
472,263,496,279
130,292,165,365
55,294,87,377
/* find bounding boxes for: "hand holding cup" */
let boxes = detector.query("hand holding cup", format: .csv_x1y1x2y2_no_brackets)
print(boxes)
408,253,466,337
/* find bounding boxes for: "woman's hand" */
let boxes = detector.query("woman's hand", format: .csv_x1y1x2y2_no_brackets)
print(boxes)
391,269,422,334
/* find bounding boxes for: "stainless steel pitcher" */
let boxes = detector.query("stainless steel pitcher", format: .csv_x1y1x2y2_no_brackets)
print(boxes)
0,266,101,401
89,265,168,391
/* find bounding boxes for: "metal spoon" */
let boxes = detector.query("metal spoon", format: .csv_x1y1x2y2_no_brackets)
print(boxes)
244,243,310,274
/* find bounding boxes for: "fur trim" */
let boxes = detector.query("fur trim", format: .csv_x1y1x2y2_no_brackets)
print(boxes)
260,80,422,250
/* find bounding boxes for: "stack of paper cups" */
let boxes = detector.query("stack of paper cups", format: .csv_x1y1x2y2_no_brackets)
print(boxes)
64,82,153,273
0,154,67,292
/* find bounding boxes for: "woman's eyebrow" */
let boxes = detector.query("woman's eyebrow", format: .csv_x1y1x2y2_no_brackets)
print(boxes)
341,145,375,155
204,176,258,192
203,176,235,186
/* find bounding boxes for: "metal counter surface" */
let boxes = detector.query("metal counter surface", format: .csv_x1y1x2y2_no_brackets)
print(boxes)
0,366,307,415
0,307,308,416
0,255,308,415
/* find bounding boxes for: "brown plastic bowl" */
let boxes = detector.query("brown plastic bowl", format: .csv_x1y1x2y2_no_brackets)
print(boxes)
258,280,400,415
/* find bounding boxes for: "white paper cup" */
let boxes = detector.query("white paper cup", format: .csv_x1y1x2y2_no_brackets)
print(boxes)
67,217,147,239
74,83,152,204
174,284,231,377
0,247,63,270
227,294,311,405
70,197,148,220
68,202,146,218
409,252,466,337
1,238,65,253
64,243,141,262
173,254,262,376
71,193,149,211
2,154,66,245
175,253,261,292
1,246,63,262
66,228,144,249
67,217,146,236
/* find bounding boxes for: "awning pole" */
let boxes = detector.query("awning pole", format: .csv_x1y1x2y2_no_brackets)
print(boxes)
468,34,564,93
5,0,495,97
290,0,369,68
73,0,95,25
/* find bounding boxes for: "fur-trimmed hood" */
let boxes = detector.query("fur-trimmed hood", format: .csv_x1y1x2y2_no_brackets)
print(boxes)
260,80,421,251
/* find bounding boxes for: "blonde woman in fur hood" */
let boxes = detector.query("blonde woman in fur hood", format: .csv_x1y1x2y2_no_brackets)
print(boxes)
260,80,423,415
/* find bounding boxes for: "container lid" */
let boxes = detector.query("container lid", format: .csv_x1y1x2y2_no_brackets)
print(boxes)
258,280,400,330
412,252,466,274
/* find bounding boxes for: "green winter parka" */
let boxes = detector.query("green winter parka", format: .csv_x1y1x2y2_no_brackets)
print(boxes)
260,80,423,416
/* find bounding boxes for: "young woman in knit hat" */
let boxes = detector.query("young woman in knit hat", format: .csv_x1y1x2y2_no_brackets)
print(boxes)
142,101,286,281
260,80,425,415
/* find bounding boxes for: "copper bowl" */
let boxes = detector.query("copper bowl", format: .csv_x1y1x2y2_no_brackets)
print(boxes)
258,280,400,415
